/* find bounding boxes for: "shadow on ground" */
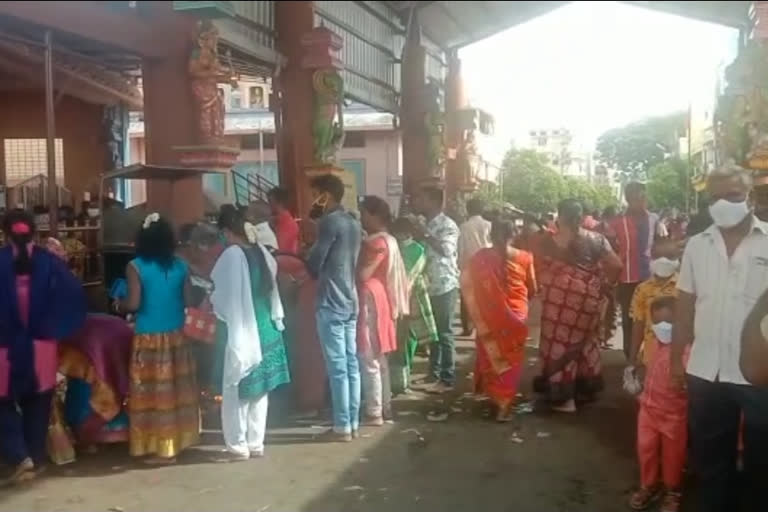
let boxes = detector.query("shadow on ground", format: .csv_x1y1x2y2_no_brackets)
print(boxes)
296,338,641,512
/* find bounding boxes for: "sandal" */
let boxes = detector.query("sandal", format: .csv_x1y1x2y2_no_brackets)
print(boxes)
659,491,682,512
629,485,662,510
5,457,35,486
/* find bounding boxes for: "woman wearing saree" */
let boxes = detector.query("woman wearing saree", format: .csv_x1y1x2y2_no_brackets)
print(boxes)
390,217,438,394
461,219,536,421
212,207,289,459
0,211,86,483
534,199,622,413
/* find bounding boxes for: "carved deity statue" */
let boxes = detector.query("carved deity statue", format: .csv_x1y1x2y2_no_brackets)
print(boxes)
188,20,237,145
423,82,445,179
312,69,345,164
718,40,768,168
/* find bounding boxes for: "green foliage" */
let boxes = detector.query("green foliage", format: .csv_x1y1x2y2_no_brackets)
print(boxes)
498,148,618,215
501,149,564,213
471,181,504,210
646,158,689,210
595,112,686,183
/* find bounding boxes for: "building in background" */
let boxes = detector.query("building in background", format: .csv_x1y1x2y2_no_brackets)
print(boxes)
127,79,403,214
525,127,595,180
527,128,573,172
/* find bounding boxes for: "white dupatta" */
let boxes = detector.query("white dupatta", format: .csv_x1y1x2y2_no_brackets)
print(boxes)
210,245,261,388
367,232,410,319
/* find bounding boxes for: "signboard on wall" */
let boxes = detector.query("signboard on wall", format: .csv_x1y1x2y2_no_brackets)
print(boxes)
386,176,402,196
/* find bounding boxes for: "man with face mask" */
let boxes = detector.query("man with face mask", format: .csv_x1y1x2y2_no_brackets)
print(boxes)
305,174,362,442
672,164,768,512
628,238,681,369
610,182,668,360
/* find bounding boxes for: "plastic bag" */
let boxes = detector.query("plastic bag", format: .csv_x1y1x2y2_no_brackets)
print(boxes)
622,366,643,396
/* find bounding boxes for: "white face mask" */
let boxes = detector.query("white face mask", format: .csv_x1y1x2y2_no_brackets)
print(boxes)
650,257,679,278
651,321,673,345
708,199,750,228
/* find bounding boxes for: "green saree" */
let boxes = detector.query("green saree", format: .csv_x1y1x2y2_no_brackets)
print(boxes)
389,239,438,394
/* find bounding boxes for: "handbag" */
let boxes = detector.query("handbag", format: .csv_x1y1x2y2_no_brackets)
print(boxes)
183,299,217,344
47,396,75,465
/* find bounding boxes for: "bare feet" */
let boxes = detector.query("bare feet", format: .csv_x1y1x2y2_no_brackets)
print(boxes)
495,405,515,423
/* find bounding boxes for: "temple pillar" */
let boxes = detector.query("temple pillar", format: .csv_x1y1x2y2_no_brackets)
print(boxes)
141,7,202,226
275,0,316,221
444,49,468,203
400,19,431,200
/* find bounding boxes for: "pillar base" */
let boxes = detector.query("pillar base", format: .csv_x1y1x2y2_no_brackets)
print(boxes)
173,145,240,169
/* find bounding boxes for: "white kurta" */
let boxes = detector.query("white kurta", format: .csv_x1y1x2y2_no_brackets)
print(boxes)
210,245,267,457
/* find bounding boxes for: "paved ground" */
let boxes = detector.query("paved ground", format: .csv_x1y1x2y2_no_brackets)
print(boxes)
0,309,648,512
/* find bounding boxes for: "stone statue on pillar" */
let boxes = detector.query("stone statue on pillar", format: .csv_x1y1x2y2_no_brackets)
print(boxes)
302,26,345,165
312,69,345,164
177,19,240,169
423,81,445,182
188,20,237,145
299,26,358,212
102,104,125,171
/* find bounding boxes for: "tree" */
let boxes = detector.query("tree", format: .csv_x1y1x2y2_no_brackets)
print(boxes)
595,112,687,183
498,148,618,215
500,149,564,213
646,158,689,211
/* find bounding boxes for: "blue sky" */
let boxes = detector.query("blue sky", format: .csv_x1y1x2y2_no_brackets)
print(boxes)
459,1,739,163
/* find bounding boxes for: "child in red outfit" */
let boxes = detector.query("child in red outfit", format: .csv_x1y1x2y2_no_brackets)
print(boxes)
630,296,690,512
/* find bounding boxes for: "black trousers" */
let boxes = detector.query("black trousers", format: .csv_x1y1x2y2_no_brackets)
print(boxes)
687,376,768,512
616,282,638,359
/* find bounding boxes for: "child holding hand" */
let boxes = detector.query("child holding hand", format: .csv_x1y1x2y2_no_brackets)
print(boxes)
629,296,690,512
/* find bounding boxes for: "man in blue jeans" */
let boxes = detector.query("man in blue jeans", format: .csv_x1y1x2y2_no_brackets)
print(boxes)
306,174,362,442
412,187,460,393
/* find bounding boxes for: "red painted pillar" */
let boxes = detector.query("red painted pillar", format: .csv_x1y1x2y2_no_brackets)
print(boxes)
400,20,429,199
141,5,202,226
444,49,467,200
275,0,316,221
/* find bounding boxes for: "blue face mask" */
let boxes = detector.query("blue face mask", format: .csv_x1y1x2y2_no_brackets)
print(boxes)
217,231,228,245
651,321,673,345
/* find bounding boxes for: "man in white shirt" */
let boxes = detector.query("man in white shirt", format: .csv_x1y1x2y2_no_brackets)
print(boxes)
672,164,768,512
457,198,491,335
412,186,460,393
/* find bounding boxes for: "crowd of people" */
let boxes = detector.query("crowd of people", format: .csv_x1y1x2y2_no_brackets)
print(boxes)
2,167,768,512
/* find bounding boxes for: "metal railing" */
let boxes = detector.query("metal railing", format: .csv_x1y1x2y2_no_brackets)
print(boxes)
232,168,276,207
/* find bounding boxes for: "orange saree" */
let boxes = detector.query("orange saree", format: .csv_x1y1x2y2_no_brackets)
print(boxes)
461,248,534,409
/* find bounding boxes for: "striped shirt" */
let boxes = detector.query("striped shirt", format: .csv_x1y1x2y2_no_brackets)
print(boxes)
677,218,768,385
610,212,667,283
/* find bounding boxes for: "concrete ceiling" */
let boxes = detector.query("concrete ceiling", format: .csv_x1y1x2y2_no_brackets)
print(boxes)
388,1,750,50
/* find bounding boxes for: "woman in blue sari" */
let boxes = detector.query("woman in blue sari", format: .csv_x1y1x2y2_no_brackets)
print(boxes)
0,211,86,483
